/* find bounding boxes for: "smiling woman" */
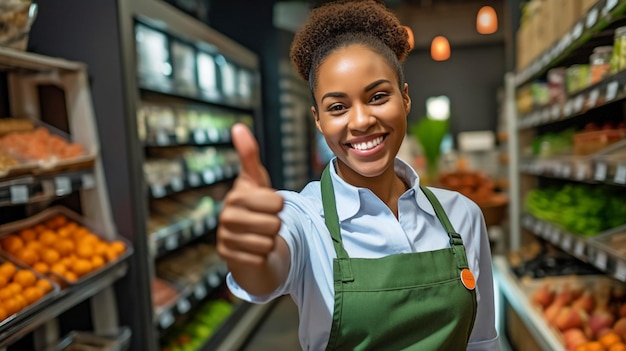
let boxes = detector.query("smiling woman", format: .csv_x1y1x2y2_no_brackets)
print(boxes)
217,1,500,350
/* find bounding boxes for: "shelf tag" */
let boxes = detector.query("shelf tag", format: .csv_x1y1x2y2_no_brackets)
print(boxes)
194,284,207,300
165,234,178,251
55,177,72,196
205,215,217,230
193,220,204,237
615,164,626,184
563,100,574,116
588,88,600,108
534,221,544,236
193,130,207,144
594,162,607,181
550,227,560,244
607,81,619,101
177,298,191,314
576,164,587,180
214,167,224,181
188,173,201,187
542,108,551,122
562,164,572,178
170,177,184,192
551,104,561,120
574,95,585,113
595,251,608,270
10,185,28,204
562,234,572,251
616,260,626,281
572,22,584,40
586,7,599,28
605,0,618,14
156,131,169,146
208,272,221,288
202,170,215,184
575,240,586,257
81,173,95,189
159,310,175,329
151,184,166,198
208,128,220,142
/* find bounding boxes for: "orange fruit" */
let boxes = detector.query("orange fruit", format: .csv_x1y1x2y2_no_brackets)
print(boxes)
13,294,27,310
18,229,37,242
91,256,105,270
0,262,16,279
105,248,120,262
601,332,622,347
35,279,52,293
0,306,8,321
79,234,99,245
40,248,61,265
3,297,20,315
0,275,7,288
53,239,74,256
586,341,606,351
1,235,24,254
76,243,93,259
32,262,49,274
610,343,626,351
15,247,40,266
22,286,43,304
13,270,36,288
110,241,126,255
50,263,66,276
57,227,72,239
33,224,47,233
72,259,92,276
0,287,13,300
25,240,43,253
94,242,108,256
6,282,22,295
38,231,58,247
63,271,78,283
72,227,90,240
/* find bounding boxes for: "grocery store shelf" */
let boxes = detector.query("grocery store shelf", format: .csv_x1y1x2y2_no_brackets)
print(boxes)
149,164,239,199
518,69,626,130
492,255,565,351
0,261,128,347
144,128,232,147
520,154,626,186
139,85,256,113
0,46,84,73
150,213,218,259
205,301,276,351
0,169,96,206
515,0,626,87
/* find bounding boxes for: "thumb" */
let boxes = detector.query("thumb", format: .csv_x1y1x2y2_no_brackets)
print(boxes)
231,123,271,187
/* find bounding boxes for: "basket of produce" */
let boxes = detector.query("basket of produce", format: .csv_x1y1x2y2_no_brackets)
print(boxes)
0,0,37,51
0,206,132,288
573,123,626,156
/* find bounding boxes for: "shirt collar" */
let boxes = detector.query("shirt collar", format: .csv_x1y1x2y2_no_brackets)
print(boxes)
327,157,437,221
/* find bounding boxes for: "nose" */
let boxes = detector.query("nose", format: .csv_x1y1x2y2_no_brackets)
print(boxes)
347,103,374,132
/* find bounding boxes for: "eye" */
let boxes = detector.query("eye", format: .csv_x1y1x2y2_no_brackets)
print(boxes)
370,93,389,103
327,104,346,112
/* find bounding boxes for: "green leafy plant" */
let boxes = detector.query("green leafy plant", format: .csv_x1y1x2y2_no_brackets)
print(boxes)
409,117,449,183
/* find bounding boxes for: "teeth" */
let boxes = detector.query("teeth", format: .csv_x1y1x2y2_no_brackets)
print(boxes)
351,136,383,150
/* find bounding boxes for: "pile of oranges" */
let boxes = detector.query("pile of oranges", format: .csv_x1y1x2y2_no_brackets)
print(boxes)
0,214,126,285
0,261,54,322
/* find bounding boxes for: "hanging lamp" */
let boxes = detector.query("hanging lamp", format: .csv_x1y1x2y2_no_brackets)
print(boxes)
476,6,498,34
431,36,450,61
403,25,415,51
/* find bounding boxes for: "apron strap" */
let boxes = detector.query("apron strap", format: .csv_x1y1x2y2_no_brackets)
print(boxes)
419,185,469,270
321,165,354,282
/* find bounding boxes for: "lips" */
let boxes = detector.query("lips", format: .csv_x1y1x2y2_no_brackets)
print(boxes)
347,135,386,151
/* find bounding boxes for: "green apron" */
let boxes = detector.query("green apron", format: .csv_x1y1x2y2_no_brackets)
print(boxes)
321,166,477,350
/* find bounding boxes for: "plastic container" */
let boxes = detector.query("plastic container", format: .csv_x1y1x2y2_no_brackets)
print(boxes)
573,129,626,156
590,46,613,84
0,206,132,288
612,26,626,73
0,1,37,51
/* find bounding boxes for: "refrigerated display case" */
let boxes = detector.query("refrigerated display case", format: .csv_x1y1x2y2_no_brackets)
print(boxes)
24,1,270,350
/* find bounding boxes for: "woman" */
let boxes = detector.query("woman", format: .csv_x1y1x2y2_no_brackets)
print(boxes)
217,1,500,349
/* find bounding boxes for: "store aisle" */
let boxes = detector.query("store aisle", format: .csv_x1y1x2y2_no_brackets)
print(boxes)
240,296,301,350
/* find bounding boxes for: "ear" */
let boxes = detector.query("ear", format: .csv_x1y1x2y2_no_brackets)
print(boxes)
402,83,411,115
311,106,322,133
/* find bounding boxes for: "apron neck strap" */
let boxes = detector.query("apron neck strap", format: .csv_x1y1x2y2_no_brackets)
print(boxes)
321,165,351,260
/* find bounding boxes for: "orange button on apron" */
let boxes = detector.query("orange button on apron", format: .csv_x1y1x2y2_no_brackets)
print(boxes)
460,268,476,290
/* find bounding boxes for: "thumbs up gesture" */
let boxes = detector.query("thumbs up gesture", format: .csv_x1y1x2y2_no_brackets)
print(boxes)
217,124,288,294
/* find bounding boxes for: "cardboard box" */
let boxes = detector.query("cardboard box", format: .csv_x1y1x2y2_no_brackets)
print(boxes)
581,0,598,14
553,0,582,38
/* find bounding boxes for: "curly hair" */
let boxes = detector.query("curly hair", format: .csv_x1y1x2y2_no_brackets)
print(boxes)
290,0,410,102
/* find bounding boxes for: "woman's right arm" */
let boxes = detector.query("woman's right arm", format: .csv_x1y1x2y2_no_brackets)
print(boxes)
216,124,291,296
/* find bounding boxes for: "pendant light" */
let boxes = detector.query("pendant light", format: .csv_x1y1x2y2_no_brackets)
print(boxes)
431,36,450,61
476,6,498,34
403,26,415,51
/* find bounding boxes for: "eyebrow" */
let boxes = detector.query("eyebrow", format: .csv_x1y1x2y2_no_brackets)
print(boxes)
321,79,392,103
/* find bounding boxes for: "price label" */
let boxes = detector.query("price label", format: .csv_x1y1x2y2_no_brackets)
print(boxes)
534,221,544,236
177,298,191,314
615,164,626,184
188,173,201,187
607,81,619,101
575,240,586,257
605,0,618,14
616,260,626,281
205,215,217,229
10,185,28,204
171,177,184,192
551,104,561,120
576,164,587,180
193,130,207,144
156,131,169,146
542,108,551,122
202,170,215,184
194,284,207,300
193,220,204,237
586,7,599,28
207,128,220,142
562,235,573,251
214,167,224,181
159,310,175,329
572,22,584,40
562,164,572,178
595,251,608,270
594,162,607,181
55,177,72,196
208,272,221,287
165,235,178,251
151,184,166,198
574,95,585,113
564,100,574,116
81,173,95,189
550,228,560,244
588,89,600,108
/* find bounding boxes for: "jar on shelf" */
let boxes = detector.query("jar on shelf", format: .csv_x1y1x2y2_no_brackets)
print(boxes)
611,26,626,73
590,46,613,84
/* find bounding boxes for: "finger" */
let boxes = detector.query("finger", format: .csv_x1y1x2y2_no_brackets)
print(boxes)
231,123,270,187
224,186,284,214
217,244,268,267
220,232,277,255
219,207,282,235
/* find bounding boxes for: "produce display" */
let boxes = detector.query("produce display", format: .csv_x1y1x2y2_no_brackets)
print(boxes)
573,123,626,156
152,277,180,311
438,169,508,207
525,184,626,236
161,299,234,351
156,244,221,286
0,260,57,324
0,127,85,163
0,211,128,286
144,159,185,189
529,276,626,351
532,129,575,158
510,243,602,279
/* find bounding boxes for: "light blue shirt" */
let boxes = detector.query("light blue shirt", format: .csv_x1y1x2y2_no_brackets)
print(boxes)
227,158,500,350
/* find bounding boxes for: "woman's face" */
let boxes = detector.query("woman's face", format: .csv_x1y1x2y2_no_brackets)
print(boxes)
312,44,411,186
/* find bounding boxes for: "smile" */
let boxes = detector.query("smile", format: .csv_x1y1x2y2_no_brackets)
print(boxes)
348,135,385,151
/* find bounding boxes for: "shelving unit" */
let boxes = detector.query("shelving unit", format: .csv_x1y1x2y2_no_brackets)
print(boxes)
502,0,626,349
0,46,130,349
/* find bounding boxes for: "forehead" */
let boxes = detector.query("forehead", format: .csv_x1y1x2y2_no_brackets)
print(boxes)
316,44,397,86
